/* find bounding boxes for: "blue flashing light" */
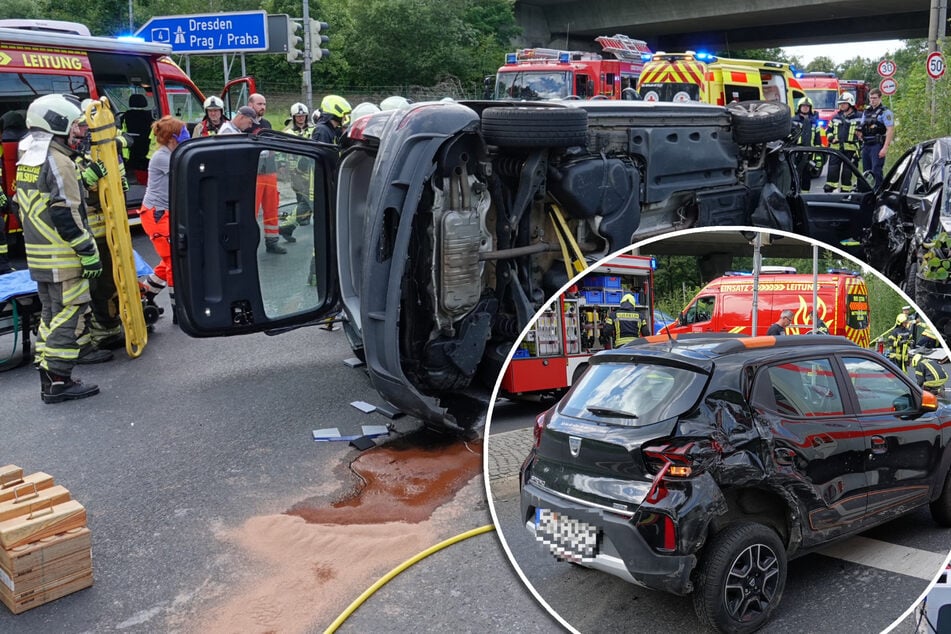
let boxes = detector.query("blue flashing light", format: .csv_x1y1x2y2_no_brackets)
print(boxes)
695,51,713,61
641,53,654,62
650,256,657,270
794,71,804,78
505,53,517,64
818,120,827,128
117,35,145,43
558,52,570,63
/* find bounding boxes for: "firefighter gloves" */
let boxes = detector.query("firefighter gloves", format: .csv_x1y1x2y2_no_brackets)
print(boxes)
80,252,103,279
81,160,107,187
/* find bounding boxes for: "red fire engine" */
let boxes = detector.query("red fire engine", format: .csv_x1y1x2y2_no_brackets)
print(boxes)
500,254,656,396
493,34,651,101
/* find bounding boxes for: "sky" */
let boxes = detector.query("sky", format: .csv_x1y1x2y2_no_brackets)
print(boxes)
782,39,905,66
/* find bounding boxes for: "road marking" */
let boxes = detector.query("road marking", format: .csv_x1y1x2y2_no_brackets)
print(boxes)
817,536,946,580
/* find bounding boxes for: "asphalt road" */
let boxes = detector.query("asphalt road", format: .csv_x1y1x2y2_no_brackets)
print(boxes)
0,232,560,632
486,399,951,634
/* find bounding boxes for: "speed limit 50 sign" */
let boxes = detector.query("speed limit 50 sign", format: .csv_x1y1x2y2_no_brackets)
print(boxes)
927,51,946,80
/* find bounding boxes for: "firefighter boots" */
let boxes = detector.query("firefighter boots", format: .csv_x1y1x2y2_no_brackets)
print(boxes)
76,347,114,364
279,224,297,243
40,370,100,404
265,237,287,254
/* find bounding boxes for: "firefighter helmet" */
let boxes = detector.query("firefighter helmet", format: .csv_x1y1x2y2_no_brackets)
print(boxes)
203,96,224,111
621,293,637,306
320,95,351,120
896,313,908,326
27,93,83,136
380,95,411,111
350,102,380,121
837,92,855,106
796,96,813,109
290,102,309,118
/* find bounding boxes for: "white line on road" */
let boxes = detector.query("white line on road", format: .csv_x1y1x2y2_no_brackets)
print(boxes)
817,536,946,580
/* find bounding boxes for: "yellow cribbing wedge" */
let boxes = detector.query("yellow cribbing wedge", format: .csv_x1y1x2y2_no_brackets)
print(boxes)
86,98,148,357
547,202,587,282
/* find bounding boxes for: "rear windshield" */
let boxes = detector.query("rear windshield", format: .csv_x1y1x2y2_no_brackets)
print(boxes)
559,361,707,426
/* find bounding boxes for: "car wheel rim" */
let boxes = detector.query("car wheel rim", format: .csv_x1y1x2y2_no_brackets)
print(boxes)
723,542,780,622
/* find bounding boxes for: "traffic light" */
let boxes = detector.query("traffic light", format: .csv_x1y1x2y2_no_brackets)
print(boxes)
286,19,304,62
309,20,330,61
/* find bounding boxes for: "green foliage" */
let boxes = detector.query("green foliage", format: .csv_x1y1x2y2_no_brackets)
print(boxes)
921,232,951,281
865,272,907,342
805,56,837,73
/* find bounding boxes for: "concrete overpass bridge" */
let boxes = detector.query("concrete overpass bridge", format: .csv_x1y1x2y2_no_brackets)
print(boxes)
516,0,938,53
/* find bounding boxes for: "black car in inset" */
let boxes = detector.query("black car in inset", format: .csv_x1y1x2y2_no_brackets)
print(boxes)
520,333,951,632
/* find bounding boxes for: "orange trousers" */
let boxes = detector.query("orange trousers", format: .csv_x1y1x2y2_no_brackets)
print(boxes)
255,172,279,238
139,206,173,287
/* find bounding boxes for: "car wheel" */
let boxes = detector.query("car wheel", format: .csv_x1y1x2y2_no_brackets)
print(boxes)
727,100,792,145
930,468,951,526
693,522,787,633
481,106,587,149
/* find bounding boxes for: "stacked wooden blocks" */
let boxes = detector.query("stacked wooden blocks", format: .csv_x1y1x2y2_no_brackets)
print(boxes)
0,465,92,614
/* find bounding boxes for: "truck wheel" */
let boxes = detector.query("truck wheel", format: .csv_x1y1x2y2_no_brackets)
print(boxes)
693,522,787,633
930,468,951,526
481,106,587,149
727,100,792,144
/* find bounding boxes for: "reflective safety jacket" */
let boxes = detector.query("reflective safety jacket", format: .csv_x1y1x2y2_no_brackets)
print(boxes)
612,309,642,346
885,325,913,369
913,354,949,391
860,104,892,145
15,133,97,282
283,123,314,138
828,109,862,153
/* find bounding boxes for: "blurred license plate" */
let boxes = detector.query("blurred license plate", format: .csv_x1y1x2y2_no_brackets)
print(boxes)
534,508,600,563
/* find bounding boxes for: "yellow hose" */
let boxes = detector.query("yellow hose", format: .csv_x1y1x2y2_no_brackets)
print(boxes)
323,524,496,633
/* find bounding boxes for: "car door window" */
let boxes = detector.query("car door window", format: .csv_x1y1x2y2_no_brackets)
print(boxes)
842,356,916,415
683,296,715,324
762,358,844,417
908,149,934,196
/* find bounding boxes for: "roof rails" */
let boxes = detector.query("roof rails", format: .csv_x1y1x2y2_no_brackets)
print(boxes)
0,19,90,36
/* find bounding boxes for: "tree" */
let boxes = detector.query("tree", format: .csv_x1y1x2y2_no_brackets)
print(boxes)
805,55,837,74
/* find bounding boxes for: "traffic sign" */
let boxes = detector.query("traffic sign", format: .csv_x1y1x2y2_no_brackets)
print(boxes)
879,77,897,95
877,59,897,77
927,51,946,80
135,11,268,54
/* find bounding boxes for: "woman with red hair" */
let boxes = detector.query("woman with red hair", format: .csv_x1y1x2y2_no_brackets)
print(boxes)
139,115,188,321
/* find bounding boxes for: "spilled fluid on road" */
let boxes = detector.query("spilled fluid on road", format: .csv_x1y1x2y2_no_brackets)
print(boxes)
285,427,483,525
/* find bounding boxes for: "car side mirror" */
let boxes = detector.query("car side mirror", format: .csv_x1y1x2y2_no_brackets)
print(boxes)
921,390,939,412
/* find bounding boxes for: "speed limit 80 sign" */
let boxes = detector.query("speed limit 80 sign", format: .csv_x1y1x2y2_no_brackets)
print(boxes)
927,51,946,80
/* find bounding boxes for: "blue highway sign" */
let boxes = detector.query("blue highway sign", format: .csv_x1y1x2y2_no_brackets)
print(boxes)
135,11,268,54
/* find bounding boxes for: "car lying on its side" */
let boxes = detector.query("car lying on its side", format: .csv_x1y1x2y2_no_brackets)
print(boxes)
169,99,879,431
520,333,951,632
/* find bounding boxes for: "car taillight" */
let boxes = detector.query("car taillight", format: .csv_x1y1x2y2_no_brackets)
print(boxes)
347,115,371,141
533,411,550,447
642,442,698,504
634,511,678,553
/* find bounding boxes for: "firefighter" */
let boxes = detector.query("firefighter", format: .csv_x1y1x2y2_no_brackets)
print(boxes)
280,102,314,239
196,96,227,136
349,102,380,125
912,348,949,394
792,97,820,192
311,95,352,147
379,95,411,112
606,293,642,347
16,93,107,402
0,110,27,275
824,92,862,193
857,87,895,188
917,325,941,349
885,313,914,372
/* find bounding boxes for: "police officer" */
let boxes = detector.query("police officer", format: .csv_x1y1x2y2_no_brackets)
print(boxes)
607,293,642,347
858,87,895,188
16,94,106,402
792,96,820,192
912,348,949,394
196,96,227,136
824,92,862,193
886,313,914,372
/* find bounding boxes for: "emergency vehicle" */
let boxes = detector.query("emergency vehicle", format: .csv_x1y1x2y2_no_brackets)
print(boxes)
637,51,798,107
0,19,254,234
837,78,869,110
500,254,655,396
493,34,651,101
797,71,839,125
662,268,871,347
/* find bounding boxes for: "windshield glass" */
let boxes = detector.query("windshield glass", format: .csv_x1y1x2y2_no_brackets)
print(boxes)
559,361,707,426
638,82,700,103
495,71,570,100
805,89,837,110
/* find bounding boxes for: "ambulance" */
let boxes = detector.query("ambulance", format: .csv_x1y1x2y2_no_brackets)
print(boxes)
662,268,871,347
0,19,254,233
637,51,798,108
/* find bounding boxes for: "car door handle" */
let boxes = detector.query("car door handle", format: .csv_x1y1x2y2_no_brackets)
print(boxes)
773,448,796,465
871,436,888,454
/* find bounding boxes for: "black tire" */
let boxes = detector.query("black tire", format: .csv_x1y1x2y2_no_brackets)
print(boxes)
727,100,792,145
930,468,951,526
481,106,587,149
693,522,787,633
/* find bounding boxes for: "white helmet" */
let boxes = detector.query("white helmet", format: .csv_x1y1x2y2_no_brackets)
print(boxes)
27,93,83,135
290,102,309,117
379,95,411,111
350,102,380,121
837,92,855,106
203,95,224,111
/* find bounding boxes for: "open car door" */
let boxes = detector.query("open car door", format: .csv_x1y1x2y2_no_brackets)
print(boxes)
220,77,256,120
170,132,339,336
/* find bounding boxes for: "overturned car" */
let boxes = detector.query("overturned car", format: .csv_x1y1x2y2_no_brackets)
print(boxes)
169,99,877,430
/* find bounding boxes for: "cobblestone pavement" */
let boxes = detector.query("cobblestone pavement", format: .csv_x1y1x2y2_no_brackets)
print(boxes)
485,428,534,499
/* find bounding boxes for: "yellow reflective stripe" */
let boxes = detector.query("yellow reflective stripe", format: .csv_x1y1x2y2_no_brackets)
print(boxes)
26,258,82,269
44,346,80,359
26,243,75,254
62,279,89,304
48,304,79,337
68,231,93,248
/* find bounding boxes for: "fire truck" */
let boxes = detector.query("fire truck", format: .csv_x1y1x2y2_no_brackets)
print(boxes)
499,254,656,396
837,79,869,110
493,34,651,101
637,51,798,107
797,71,840,124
